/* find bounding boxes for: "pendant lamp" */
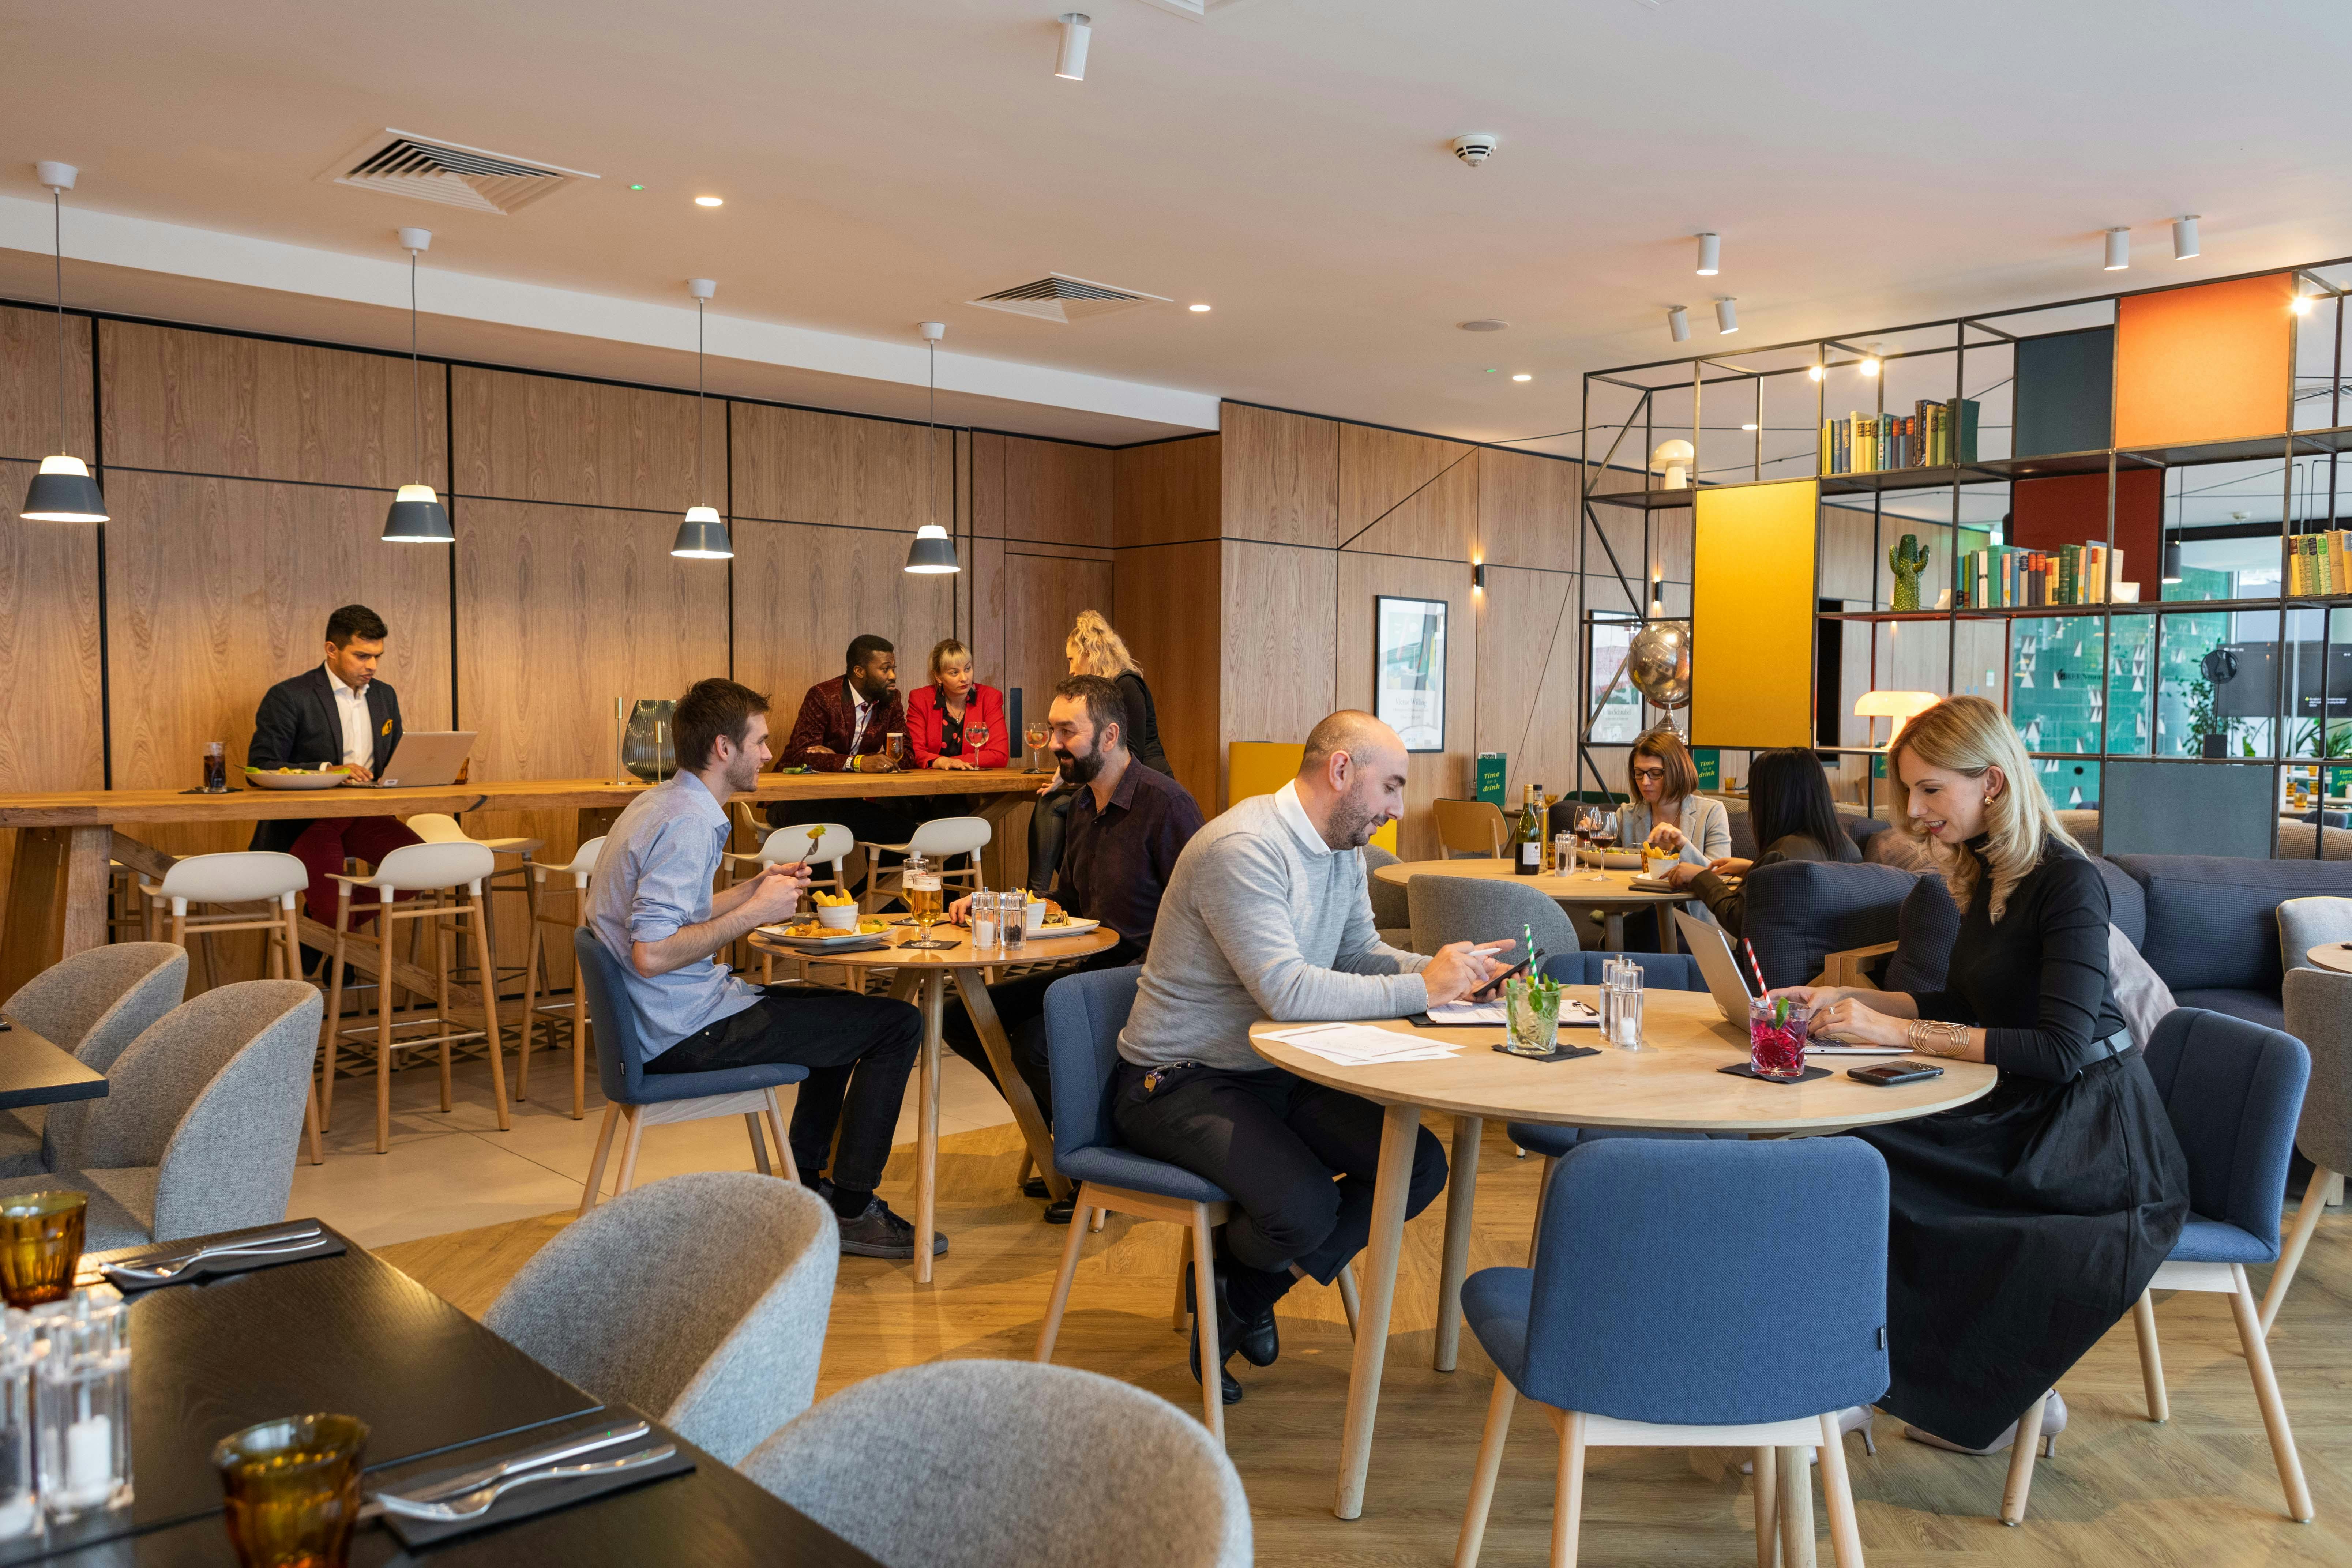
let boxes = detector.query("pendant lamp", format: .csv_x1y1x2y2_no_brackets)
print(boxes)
382,229,453,543
671,280,733,559
904,322,959,574
20,163,105,523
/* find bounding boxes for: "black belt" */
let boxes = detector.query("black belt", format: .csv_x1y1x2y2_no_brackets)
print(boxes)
2091,1029,2132,1061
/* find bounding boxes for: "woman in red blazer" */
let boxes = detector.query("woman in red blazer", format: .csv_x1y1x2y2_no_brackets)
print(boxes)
906,639,1010,770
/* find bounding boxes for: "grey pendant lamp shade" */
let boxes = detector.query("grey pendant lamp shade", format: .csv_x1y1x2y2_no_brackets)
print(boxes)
20,164,106,524
672,280,733,559
383,229,453,543
904,322,959,575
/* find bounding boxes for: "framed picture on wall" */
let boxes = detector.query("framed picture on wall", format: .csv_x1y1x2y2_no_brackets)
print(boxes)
1374,595,1447,752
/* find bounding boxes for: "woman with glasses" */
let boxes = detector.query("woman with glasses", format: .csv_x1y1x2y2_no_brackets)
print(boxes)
1616,728,1730,869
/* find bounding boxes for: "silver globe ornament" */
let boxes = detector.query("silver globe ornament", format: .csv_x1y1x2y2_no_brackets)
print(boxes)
1626,620,1692,711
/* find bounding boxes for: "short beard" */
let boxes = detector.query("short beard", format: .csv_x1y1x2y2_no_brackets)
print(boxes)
1056,745,1105,785
1325,797,1383,851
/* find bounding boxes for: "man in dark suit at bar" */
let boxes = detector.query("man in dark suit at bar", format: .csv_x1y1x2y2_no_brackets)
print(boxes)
248,603,421,929
768,633,921,850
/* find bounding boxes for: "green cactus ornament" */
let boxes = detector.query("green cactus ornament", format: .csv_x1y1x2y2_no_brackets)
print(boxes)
1889,534,1930,612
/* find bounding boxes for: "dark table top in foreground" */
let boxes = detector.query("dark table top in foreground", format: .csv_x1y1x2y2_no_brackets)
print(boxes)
0,1022,106,1111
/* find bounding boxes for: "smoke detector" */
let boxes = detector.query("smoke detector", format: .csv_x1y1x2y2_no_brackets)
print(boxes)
320,130,598,216
1451,134,1500,167
968,273,1170,324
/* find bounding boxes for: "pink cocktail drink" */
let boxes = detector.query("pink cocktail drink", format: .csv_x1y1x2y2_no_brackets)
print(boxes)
1748,997,1810,1080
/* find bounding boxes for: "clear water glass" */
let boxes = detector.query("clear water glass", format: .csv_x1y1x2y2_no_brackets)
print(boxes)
33,1289,130,1522
0,1313,40,1539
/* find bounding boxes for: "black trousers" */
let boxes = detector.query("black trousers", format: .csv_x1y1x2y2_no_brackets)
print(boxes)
1111,1061,1448,1285
941,950,1133,1123
1026,783,1078,894
648,986,921,1197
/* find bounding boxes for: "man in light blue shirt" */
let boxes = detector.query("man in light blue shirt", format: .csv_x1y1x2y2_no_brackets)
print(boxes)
589,678,932,1260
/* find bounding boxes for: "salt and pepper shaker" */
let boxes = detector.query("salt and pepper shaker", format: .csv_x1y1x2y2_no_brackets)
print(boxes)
32,1289,131,1522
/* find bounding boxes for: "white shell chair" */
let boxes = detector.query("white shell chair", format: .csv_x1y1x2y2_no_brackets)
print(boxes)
726,824,857,985
406,812,546,1004
134,851,323,1165
319,840,510,1154
860,816,992,914
519,836,606,1120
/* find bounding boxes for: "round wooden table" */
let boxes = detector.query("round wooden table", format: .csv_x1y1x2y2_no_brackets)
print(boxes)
749,922,1117,1283
1372,857,1696,950
1250,988,1997,1542
2306,941,2352,976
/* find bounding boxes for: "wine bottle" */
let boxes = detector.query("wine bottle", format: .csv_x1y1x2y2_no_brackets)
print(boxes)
1514,784,1543,875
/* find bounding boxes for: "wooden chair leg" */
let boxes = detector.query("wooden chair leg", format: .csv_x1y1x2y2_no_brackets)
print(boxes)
1452,1374,1517,1568
1018,1150,1035,1188
1998,1391,2047,1525
321,894,352,1134
572,901,591,1120
2131,1289,2168,1422
470,893,511,1131
2260,1165,2335,1335
763,1087,797,1182
744,1111,773,1175
1337,1261,1362,1340
578,1102,621,1215
1552,1409,1587,1568
611,1105,645,1201
2228,1263,2314,1521
433,909,455,1113
1173,1229,1194,1334
374,899,396,1154
516,899,546,1103
1752,1448,1780,1568
1817,1411,1864,1568
1527,1155,1556,1267
1090,1207,1106,1233
1190,1204,1224,1445
1036,1189,1092,1363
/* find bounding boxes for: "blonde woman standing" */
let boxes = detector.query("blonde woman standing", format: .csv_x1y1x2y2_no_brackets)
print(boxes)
1774,695,2187,1456
1030,610,1170,892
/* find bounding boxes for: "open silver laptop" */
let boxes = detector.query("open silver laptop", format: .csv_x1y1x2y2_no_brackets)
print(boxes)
352,731,476,788
1674,908,1906,1052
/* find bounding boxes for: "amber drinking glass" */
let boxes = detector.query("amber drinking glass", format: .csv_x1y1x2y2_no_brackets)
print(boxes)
0,1193,85,1309
214,1415,369,1568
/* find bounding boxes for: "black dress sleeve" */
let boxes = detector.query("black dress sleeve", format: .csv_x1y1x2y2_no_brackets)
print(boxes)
1116,672,1173,775
1983,855,2115,1082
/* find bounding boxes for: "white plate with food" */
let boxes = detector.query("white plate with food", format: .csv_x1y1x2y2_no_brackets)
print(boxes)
1029,915,1102,938
243,766,356,791
760,919,894,949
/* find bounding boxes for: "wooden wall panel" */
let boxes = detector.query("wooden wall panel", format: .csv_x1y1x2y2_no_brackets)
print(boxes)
1000,439,1112,547
1346,449,1478,561
1221,404,1337,547
105,471,454,863
730,517,957,727
1113,436,1219,548
1474,567,1582,805
1335,553,1473,860
452,368,699,512
0,457,103,799
1654,506,1694,584
1219,540,1336,807
1115,543,1220,814
101,323,445,489
0,305,94,460
733,403,950,530
1002,551,1111,726
1475,449,1577,572
1340,425,1477,559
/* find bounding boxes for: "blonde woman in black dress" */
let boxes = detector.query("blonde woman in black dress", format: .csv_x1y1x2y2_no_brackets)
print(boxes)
1772,695,2188,1453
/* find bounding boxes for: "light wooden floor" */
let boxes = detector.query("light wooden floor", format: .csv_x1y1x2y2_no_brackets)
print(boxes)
380,1116,2352,1566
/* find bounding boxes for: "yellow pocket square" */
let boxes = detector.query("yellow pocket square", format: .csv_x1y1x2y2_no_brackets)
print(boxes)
380,719,393,735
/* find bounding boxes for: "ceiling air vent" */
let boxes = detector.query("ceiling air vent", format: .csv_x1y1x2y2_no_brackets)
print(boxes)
968,274,1171,324
320,131,598,216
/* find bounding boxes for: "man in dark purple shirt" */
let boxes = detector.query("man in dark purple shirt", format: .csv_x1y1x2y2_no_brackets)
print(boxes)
945,673,1203,1222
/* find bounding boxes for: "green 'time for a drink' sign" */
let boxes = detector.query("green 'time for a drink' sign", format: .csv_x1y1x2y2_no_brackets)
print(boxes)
1693,747,1720,791
1475,753,1506,807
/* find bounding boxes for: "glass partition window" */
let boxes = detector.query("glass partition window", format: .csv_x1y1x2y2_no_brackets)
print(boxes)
2009,616,2106,807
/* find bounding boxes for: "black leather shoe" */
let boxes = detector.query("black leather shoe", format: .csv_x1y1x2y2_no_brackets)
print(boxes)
836,1198,948,1260
1020,1176,1050,1199
1186,1308,1244,1405
1232,1298,1278,1368
1043,1195,1077,1225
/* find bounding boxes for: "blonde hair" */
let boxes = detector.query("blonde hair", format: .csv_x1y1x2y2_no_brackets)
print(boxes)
1887,694,2077,922
928,638,972,682
1066,610,1141,678
1628,728,1698,816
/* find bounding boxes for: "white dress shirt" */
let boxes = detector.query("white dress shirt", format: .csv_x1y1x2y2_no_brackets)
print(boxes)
846,689,875,755
325,662,373,768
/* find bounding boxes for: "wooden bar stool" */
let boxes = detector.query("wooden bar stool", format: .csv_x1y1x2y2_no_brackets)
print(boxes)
859,816,990,914
135,850,324,1165
516,835,605,1120
406,812,546,1007
725,822,855,984
319,841,511,1154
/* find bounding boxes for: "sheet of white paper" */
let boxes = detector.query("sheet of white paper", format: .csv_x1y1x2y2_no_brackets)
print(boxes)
1262,1023,1457,1064
1424,1000,1506,1024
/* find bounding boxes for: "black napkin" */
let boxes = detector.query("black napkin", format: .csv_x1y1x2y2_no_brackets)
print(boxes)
378,1444,694,1548
90,1228,345,1293
1717,1062,1831,1085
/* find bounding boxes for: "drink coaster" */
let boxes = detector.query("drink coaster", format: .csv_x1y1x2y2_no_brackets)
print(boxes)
1718,1063,1830,1084
1491,1043,1601,1063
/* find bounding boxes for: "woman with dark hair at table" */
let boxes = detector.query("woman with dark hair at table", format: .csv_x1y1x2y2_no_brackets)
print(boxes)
1770,694,2187,1456
1661,746,1858,937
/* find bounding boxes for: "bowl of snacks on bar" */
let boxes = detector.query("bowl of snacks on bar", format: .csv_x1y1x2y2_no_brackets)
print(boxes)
812,891,861,930
243,764,356,791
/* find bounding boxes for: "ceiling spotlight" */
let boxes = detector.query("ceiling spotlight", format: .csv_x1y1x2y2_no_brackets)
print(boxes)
1695,233,1720,276
1859,356,1881,378
1667,305,1690,343
2172,215,2200,260
1055,12,1091,80
2292,293,2315,316
1714,298,1739,334
1511,373,1532,382
1740,423,1759,432
1458,319,1508,332
1808,364,1825,382
694,195,724,207
1187,303,1211,312
2103,228,2130,271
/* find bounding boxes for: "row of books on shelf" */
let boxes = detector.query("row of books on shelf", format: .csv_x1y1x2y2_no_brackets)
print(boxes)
1958,543,2120,608
2285,531,2352,595
1822,398,1980,475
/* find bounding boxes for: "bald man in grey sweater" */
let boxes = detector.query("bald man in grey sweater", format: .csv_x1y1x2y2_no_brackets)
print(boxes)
1113,712,1509,1404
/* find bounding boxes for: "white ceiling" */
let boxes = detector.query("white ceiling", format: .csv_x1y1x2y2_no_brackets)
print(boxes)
7,0,2352,450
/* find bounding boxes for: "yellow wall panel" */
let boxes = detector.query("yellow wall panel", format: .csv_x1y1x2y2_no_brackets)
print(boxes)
1691,481,1817,749
1228,741,1397,855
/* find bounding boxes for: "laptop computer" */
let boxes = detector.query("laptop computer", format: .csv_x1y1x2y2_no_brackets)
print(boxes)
346,731,477,789
1673,908,1907,1053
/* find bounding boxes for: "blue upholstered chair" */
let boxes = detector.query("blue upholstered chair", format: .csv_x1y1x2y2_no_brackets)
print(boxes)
1454,1138,1888,1568
570,929,809,1215
2003,1006,2312,1526
1507,952,1717,1170
1034,965,1355,1445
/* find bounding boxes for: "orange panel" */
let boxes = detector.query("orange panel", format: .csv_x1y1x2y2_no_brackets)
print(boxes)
2114,273,2293,449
